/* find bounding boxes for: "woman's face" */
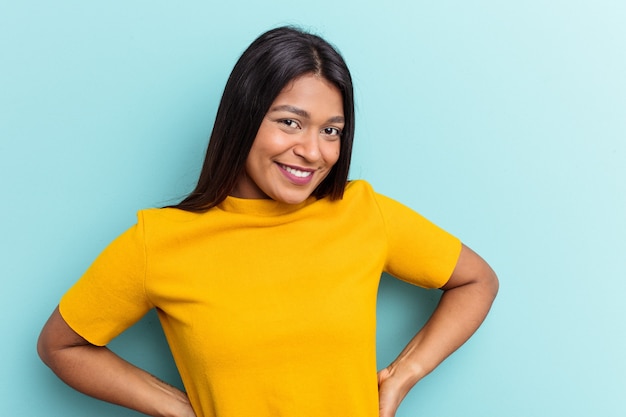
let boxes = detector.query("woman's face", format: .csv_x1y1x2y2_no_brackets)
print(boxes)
232,73,344,204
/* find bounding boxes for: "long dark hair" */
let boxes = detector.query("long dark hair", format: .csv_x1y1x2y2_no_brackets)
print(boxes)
173,26,355,212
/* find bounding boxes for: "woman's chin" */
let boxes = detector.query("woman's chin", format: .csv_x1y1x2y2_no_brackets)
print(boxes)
270,189,314,205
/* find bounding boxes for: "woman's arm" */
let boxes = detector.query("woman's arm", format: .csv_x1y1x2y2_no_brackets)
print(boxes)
37,306,196,417
377,244,499,417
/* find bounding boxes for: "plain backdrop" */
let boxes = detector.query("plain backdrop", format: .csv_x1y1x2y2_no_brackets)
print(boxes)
1,1,625,416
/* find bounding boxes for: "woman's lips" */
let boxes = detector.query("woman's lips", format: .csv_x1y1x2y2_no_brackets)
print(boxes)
277,163,315,185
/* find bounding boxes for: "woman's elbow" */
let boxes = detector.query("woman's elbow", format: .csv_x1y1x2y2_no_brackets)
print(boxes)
482,263,499,300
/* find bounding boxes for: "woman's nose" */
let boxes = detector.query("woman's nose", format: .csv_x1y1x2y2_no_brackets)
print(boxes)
293,131,322,162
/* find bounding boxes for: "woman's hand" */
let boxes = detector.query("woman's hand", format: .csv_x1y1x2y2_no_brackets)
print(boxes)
377,365,413,417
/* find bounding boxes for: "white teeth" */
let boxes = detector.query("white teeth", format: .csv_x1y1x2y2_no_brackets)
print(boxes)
282,165,312,178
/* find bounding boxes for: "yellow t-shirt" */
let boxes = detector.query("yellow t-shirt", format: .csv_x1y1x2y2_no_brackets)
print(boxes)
60,180,461,417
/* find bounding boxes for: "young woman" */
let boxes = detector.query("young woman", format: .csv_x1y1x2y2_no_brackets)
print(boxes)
38,26,498,417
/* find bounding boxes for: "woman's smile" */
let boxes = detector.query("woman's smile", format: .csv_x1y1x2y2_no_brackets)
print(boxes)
277,163,315,183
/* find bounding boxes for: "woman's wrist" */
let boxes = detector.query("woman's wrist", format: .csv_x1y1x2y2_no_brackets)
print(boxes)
146,375,194,417
386,355,427,391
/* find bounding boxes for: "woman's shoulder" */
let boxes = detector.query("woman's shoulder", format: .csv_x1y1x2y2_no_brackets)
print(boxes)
134,206,209,231
333,179,384,211
344,179,375,195
343,180,413,215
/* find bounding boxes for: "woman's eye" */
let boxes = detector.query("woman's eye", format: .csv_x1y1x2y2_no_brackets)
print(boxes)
322,127,342,137
280,119,299,129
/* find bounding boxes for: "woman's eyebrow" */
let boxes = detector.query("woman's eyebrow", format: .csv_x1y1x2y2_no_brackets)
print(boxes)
327,115,345,124
269,105,345,123
269,105,310,118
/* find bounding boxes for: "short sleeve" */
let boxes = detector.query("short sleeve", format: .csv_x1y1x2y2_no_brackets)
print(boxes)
59,212,153,346
375,193,462,289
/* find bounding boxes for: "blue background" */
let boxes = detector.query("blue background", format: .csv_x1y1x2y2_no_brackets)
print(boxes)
1,1,625,416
